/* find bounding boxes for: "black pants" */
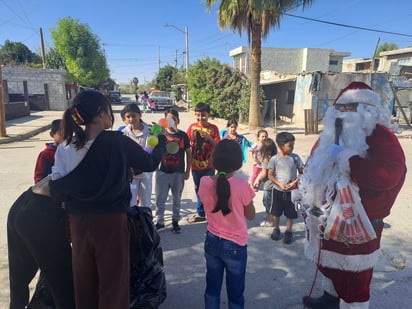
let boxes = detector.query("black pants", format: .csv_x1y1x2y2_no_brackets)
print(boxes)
7,188,75,309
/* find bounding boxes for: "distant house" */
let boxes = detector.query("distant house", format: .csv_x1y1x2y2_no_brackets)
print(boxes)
230,46,351,75
342,48,412,125
377,47,412,76
229,46,412,128
342,58,380,73
229,46,355,127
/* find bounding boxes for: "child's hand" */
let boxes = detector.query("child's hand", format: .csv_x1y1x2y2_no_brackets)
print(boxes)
199,131,213,142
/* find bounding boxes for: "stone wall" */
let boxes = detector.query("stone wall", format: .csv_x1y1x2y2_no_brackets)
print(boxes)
1,65,69,111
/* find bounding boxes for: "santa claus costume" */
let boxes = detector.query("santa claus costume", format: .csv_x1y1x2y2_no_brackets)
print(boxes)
299,82,406,309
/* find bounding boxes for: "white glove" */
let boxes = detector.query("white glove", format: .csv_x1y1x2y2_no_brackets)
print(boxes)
330,144,345,161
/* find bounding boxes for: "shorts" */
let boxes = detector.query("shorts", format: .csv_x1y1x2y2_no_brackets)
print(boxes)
272,189,298,219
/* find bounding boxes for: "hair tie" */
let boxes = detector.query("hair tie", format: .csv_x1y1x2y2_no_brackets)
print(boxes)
71,106,85,125
218,171,226,176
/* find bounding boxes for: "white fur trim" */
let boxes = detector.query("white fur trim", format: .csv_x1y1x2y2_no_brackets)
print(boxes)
337,149,360,175
336,89,381,107
319,248,380,272
340,300,370,309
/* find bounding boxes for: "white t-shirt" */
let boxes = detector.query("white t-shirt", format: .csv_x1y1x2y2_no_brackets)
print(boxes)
51,139,94,180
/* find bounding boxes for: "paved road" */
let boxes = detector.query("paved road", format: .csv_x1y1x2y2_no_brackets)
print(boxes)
0,95,411,308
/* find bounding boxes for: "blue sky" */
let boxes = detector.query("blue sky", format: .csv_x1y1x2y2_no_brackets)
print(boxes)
1,0,412,84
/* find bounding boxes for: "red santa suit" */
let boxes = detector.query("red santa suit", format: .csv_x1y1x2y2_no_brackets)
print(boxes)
300,82,406,308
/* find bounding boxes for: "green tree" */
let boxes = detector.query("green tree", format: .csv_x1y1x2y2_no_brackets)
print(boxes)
188,57,251,120
205,0,313,129
0,40,42,66
45,47,66,70
155,65,180,90
187,57,221,106
375,42,398,57
50,17,109,87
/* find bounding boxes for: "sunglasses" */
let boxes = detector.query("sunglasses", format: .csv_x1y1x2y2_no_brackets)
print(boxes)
335,103,359,112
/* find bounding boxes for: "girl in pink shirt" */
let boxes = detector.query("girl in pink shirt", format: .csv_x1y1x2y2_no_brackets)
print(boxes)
199,139,255,309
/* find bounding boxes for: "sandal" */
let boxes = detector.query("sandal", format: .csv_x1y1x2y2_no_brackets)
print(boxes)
187,214,206,223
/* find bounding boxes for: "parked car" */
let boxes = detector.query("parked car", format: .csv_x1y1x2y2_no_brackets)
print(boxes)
108,91,122,104
149,91,174,110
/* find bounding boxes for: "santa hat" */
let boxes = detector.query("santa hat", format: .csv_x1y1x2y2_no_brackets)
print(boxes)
334,81,381,107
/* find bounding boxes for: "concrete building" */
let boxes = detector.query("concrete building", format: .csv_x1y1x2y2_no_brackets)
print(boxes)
378,47,412,76
230,46,351,75
228,46,408,129
1,65,69,120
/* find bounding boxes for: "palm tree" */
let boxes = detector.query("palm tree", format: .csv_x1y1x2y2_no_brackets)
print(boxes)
204,0,313,129
132,77,139,93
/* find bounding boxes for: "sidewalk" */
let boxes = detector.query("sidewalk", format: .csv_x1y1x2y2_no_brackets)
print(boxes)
0,110,64,144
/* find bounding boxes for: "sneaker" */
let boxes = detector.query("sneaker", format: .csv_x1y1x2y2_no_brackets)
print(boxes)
171,220,181,234
283,230,293,244
260,220,274,227
270,228,281,241
187,214,206,223
155,223,166,232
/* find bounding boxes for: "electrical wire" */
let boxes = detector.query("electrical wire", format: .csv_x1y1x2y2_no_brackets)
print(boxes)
284,13,412,38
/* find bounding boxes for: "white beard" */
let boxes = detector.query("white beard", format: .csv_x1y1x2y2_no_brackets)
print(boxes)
299,105,384,208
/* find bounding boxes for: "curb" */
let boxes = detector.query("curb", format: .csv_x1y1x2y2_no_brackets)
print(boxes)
0,125,51,145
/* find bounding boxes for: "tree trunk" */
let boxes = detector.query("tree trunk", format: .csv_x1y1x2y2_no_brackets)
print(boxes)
248,22,262,130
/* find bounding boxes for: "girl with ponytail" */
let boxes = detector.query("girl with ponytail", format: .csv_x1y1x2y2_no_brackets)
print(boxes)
49,90,166,309
198,139,255,309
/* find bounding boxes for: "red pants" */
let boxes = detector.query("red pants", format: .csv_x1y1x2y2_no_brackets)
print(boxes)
320,266,373,303
70,213,130,309
249,165,262,188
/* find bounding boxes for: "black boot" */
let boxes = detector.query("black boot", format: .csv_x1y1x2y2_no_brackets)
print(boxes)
302,291,340,309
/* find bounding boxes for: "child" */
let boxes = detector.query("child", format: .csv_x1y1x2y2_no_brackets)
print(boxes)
140,91,149,113
219,118,253,163
117,108,127,132
248,129,268,190
49,90,165,309
268,132,304,244
149,99,156,113
253,138,277,227
199,139,255,308
186,102,220,223
121,103,153,208
7,186,74,309
155,108,192,233
34,119,63,183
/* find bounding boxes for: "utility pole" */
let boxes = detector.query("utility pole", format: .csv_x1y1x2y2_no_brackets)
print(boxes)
0,59,7,137
158,46,161,73
185,26,189,77
164,24,190,105
175,49,178,68
40,27,46,69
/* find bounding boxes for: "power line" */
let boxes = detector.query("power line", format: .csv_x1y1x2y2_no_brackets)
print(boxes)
284,13,412,38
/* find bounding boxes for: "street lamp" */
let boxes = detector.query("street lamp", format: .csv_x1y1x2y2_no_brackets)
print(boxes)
165,24,190,104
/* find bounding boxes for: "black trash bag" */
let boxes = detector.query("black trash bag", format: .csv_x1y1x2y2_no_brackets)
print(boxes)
26,274,55,309
128,206,167,309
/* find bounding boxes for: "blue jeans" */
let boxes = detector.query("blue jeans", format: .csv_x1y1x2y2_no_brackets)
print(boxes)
192,169,214,217
204,231,247,309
